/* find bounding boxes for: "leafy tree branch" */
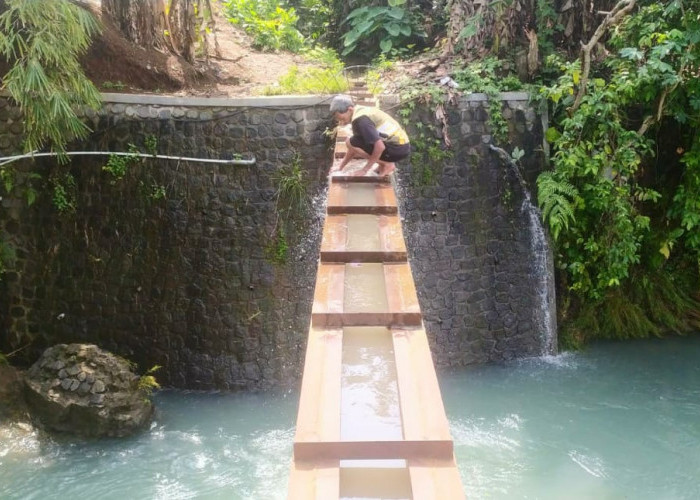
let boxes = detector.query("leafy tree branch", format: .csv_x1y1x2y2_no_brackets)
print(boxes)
0,0,102,152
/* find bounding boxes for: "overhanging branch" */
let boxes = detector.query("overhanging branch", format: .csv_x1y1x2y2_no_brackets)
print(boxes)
569,0,637,114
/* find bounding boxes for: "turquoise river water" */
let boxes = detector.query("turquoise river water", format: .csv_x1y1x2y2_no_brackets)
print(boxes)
1,336,699,499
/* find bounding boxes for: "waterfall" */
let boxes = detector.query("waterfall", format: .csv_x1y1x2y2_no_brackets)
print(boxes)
489,145,557,355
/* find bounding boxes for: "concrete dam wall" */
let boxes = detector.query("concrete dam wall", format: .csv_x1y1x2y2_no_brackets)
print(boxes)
0,92,554,390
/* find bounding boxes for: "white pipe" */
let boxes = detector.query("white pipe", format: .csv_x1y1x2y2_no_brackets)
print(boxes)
0,151,256,167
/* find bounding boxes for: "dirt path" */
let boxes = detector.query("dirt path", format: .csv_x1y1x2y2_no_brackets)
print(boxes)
200,2,315,97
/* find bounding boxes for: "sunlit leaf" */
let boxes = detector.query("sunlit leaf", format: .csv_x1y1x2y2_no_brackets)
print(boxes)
620,47,644,60
545,127,561,143
380,38,393,53
386,23,400,37
386,7,405,20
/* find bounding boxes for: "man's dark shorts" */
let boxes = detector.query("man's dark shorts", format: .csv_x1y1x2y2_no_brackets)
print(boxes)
350,136,411,162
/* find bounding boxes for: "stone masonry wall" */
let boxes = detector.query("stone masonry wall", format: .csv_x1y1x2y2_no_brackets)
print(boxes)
0,94,331,390
383,92,556,366
0,91,553,390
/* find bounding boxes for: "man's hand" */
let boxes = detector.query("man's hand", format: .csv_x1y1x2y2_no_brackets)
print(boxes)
331,158,348,173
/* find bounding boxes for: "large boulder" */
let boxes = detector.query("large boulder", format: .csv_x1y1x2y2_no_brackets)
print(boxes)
24,344,154,437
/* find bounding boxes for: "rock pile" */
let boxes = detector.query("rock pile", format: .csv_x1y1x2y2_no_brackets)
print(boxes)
24,344,154,437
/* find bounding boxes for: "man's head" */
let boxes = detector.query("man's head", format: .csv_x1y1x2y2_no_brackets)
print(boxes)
330,94,354,125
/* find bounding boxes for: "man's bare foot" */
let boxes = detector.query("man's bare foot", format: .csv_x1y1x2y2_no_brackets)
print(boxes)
377,163,396,176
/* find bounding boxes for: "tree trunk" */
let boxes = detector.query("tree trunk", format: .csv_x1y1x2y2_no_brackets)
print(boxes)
101,0,199,63
102,0,168,50
445,0,536,60
167,0,196,63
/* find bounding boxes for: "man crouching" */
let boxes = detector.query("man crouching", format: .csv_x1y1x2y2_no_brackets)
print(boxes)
330,94,411,177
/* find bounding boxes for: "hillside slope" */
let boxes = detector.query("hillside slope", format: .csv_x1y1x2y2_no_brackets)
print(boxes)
80,1,314,97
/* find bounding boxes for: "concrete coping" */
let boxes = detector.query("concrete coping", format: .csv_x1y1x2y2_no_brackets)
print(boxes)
2,91,531,107
378,91,531,106
101,92,335,108
466,91,532,101
98,91,532,108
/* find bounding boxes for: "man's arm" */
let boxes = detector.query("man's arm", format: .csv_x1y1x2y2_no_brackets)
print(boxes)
332,141,356,172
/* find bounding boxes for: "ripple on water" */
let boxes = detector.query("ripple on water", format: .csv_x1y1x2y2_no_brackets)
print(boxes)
0,424,42,461
174,430,203,445
450,418,521,452
535,350,579,368
3,339,700,499
154,474,197,500
497,413,522,430
568,449,608,479
451,418,526,498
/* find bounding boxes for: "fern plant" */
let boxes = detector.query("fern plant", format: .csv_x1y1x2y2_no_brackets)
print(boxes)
536,171,579,240
0,0,102,152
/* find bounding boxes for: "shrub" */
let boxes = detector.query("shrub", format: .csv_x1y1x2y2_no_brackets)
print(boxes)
223,0,305,52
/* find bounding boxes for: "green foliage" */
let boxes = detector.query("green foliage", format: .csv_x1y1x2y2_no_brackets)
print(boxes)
0,0,101,152
536,172,579,240
668,141,700,252
562,268,700,348
50,172,77,214
101,81,126,91
224,0,305,52
510,146,525,164
148,184,167,201
455,0,523,55
0,234,16,276
144,135,158,156
137,365,161,397
267,152,308,265
273,151,308,215
395,82,453,186
366,68,383,95
262,48,348,95
532,1,700,343
535,0,561,55
266,226,289,264
0,169,42,207
103,141,167,203
538,1,700,305
398,80,445,111
341,1,425,59
303,45,342,66
366,55,394,95
103,145,140,183
286,0,331,42
452,57,524,143
409,133,453,186
137,178,167,202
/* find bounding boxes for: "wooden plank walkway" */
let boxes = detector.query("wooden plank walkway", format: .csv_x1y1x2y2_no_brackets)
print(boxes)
288,107,465,499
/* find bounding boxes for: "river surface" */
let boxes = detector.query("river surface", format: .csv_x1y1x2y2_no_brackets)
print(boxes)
1,337,699,499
